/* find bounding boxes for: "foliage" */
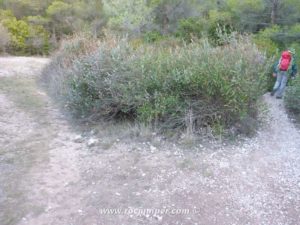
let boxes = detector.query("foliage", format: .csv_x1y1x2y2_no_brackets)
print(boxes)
253,26,280,57
143,30,164,43
176,17,205,42
0,0,106,55
1,15,49,55
103,0,152,32
41,33,100,98
46,1,73,35
289,42,300,67
0,9,15,20
1,0,300,55
2,17,30,53
42,35,271,133
26,25,50,55
285,76,300,114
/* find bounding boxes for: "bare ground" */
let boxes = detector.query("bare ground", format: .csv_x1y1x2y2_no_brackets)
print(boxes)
0,57,300,225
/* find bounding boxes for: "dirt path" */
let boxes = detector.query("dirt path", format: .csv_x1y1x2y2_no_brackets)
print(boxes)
0,57,300,225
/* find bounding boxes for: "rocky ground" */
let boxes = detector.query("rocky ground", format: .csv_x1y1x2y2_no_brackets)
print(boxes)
0,57,300,225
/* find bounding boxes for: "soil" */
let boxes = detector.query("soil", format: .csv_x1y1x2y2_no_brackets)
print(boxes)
0,57,300,225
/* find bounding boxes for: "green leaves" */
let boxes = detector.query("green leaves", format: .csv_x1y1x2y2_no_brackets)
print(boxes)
2,17,30,50
46,1,72,18
1,13,49,54
43,35,271,133
285,76,300,114
103,0,153,31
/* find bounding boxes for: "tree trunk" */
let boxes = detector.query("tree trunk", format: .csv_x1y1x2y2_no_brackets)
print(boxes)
162,5,169,35
162,14,169,34
271,0,279,24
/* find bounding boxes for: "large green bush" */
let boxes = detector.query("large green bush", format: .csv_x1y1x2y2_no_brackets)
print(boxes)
42,35,271,133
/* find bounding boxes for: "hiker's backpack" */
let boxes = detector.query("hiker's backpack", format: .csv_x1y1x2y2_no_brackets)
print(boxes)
279,51,292,71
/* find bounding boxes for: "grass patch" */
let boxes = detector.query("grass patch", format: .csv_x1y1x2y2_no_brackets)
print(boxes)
0,76,45,113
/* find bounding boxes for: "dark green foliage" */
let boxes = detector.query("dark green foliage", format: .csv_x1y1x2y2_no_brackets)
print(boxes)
143,30,164,43
285,76,300,114
175,18,204,42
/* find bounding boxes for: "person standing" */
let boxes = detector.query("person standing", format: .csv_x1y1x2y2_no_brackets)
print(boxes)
271,48,298,99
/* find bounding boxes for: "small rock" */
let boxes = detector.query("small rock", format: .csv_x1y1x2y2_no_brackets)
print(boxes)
154,215,163,221
73,135,84,143
90,129,98,135
220,161,229,168
150,145,157,152
87,138,99,147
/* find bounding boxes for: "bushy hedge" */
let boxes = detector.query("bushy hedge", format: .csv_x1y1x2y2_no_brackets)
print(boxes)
42,35,271,132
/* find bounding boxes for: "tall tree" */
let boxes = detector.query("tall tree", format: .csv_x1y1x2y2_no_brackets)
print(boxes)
270,0,279,24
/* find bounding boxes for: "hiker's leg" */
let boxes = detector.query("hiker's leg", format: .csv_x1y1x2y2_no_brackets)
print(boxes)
276,71,288,98
272,72,282,94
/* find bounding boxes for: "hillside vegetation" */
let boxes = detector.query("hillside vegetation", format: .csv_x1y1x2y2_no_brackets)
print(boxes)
0,0,300,56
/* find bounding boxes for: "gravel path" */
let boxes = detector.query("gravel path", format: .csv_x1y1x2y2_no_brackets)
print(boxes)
0,57,299,225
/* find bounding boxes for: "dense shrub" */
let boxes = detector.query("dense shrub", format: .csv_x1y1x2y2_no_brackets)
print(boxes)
41,33,100,99
254,26,280,57
143,30,164,43
42,35,271,133
176,18,204,42
2,17,29,53
25,24,50,55
1,16,50,55
285,76,300,114
289,42,300,68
